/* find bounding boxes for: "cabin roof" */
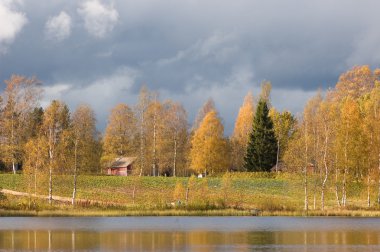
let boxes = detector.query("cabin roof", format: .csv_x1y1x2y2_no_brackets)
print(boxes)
109,157,137,168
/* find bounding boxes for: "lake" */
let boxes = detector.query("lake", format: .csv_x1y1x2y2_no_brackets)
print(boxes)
0,216,380,251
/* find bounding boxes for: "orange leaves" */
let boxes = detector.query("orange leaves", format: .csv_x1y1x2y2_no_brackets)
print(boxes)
334,65,380,101
231,91,255,170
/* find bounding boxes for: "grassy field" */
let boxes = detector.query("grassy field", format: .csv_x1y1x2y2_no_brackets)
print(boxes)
0,172,380,216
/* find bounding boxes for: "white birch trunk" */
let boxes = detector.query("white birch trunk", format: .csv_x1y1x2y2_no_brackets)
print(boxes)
173,134,177,177
335,153,341,208
152,101,157,176
276,139,280,173
72,140,78,205
11,114,16,174
304,120,308,211
341,122,349,207
321,123,329,211
48,127,53,205
139,112,144,176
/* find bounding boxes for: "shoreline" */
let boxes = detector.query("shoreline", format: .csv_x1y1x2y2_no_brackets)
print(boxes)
2,208,380,217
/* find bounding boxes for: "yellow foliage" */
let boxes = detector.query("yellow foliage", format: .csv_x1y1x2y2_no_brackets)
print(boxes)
173,181,185,201
334,65,379,100
190,110,229,174
231,92,254,170
103,103,137,158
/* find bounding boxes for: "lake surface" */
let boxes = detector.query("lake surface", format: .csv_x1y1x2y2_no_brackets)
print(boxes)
0,216,380,251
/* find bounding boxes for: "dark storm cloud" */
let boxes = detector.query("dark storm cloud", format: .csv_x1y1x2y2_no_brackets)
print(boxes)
1,0,380,133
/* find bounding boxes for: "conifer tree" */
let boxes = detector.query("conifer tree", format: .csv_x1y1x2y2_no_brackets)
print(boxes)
244,99,277,172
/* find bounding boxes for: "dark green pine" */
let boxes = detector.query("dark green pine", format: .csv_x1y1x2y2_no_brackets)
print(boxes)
244,99,277,172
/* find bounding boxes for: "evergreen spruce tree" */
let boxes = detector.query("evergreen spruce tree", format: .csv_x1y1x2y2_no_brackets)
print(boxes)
244,99,277,172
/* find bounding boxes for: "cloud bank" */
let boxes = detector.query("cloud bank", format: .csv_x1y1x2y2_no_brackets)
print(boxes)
1,0,380,133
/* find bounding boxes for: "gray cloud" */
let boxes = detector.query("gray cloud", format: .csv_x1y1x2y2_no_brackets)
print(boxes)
1,0,380,134
77,0,119,38
44,11,72,42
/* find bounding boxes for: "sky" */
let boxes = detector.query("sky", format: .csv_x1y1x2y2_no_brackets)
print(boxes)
1,0,380,134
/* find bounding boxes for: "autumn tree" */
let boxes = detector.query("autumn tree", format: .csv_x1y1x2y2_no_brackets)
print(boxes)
23,136,48,203
362,94,377,207
283,92,324,211
102,103,137,166
135,86,154,176
190,110,229,175
269,109,296,172
192,98,216,131
305,92,324,209
364,82,380,205
144,93,161,176
244,99,277,172
42,100,70,204
159,101,188,176
317,100,336,211
231,91,255,170
335,97,362,207
1,75,42,173
283,122,308,210
334,65,379,101
71,104,99,205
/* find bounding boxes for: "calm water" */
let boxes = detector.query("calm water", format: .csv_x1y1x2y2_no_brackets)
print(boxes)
0,216,380,251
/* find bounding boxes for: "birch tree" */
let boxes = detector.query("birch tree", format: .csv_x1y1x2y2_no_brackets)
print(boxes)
269,109,296,172
304,92,323,209
190,110,229,175
23,136,48,202
71,104,98,205
1,75,42,173
160,101,188,176
135,86,153,176
102,103,137,166
145,93,161,176
336,98,361,207
317,100,336,211
231,91,254,171
192,98,216,131
334,65,376,101
42,100,70,204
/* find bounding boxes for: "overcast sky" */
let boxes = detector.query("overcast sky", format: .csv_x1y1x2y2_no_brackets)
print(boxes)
1,0,379,134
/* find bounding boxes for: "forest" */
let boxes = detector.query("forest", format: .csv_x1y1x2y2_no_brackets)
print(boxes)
1,65,380,213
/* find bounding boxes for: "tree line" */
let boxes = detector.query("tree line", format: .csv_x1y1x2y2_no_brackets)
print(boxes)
1,65,379,209
284,65,380,210
0,76,283,178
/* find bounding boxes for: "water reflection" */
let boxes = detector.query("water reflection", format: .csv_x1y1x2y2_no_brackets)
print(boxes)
0,217,380,252
1,229,380,251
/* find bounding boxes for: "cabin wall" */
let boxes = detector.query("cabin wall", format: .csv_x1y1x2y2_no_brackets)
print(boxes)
107,166,132,176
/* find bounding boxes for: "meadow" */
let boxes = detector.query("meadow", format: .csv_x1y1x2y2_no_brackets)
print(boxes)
0,172,379,216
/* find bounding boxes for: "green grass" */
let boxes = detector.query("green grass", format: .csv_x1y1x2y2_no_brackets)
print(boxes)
1,172,380,216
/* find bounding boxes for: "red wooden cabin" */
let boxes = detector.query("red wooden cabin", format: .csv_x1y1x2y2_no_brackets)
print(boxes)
107,157,137,176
